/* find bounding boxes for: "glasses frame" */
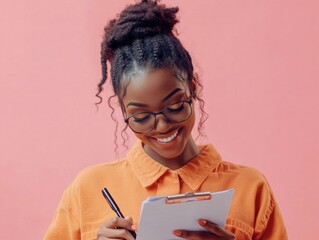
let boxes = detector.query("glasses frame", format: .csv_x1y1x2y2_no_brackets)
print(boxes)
124,98,193,134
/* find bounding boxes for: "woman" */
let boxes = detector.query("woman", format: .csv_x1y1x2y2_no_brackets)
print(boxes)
45,0,287,239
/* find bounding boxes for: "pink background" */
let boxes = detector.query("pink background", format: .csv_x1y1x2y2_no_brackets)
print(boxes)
0,0,318,239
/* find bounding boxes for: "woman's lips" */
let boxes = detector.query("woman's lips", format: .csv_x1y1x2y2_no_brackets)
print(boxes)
150,128,181,144
156,129,179,143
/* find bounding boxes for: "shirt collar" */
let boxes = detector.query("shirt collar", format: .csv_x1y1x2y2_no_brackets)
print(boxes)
128,141,222,191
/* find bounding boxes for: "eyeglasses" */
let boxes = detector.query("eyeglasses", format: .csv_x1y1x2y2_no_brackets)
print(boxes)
124,99,193,134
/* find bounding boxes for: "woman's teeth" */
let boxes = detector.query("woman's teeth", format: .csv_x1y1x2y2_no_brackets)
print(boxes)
156,130,179,143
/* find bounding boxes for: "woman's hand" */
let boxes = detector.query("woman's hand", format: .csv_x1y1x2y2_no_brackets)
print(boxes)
173,219,235,240
97,216,136,240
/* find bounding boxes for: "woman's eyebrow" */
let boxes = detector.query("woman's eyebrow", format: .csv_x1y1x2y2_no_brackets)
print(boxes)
162,88,183,102
126,102,149,108
126,88,183,108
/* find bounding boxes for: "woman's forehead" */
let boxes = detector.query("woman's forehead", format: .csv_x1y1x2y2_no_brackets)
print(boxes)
122,68,190,102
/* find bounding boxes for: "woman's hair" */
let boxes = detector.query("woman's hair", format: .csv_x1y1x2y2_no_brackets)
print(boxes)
96,0,208,149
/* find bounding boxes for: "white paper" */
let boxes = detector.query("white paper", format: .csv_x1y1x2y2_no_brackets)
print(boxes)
137,189,234,240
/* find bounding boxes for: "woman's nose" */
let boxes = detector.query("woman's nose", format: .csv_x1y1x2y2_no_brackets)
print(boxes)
154,114,171,132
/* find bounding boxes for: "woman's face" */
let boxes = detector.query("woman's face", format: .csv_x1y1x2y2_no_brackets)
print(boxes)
122,68,197,164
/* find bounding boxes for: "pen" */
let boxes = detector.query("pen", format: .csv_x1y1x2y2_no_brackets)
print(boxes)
101,188,137,239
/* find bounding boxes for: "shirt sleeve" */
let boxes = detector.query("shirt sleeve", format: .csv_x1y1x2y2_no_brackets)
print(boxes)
254,191,288,240
225,168,288,240
44,183,81,240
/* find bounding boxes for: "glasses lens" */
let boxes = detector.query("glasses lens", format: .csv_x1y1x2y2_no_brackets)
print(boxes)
127,100,192,133
163,101,192,123
128,112,155,133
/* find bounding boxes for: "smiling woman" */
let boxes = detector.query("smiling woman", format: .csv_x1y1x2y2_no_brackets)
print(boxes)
122,68,199,168
44,0,287,239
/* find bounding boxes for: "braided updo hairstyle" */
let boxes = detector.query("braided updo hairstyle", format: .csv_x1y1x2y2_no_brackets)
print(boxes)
96,0,208,148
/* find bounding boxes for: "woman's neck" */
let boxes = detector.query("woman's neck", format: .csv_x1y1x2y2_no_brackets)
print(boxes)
143,137,200,170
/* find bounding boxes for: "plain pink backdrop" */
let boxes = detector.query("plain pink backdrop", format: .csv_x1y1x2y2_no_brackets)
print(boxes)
0,0,318,239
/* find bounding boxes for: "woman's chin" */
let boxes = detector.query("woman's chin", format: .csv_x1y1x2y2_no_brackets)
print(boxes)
145,128,188,161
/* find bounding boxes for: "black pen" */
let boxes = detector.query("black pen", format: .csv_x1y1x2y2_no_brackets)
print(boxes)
101,188,137,239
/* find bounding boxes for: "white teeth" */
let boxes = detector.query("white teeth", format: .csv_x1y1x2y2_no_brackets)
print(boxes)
156,130,179,143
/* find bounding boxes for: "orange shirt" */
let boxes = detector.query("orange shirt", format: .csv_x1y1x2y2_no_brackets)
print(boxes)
44,142,287,239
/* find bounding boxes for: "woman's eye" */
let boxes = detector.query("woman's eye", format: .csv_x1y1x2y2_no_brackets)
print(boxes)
132,113,151,123
167,102,185,112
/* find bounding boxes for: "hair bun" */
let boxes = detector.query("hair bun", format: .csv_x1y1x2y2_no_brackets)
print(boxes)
104,0,179,55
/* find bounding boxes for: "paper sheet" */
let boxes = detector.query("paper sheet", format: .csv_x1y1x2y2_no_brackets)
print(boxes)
136,189,234,240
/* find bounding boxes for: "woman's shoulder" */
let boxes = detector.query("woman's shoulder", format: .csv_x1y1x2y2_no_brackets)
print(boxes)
85,157,129,172
221,160,264,173
203,144,269,182
217,158,271,186
71,157,132,187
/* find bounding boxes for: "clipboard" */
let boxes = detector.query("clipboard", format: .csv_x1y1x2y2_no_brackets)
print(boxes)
137,189,234,240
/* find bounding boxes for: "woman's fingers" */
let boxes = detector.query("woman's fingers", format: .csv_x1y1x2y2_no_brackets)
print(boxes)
198,219,235,238
104,216,134,229
97,216,136,240
98,227,133,240
173,229,216,240
173,219,235,240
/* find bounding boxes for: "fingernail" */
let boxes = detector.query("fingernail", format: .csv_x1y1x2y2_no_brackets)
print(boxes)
131,224,137,231
199,219,207,226
173,230,182,236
